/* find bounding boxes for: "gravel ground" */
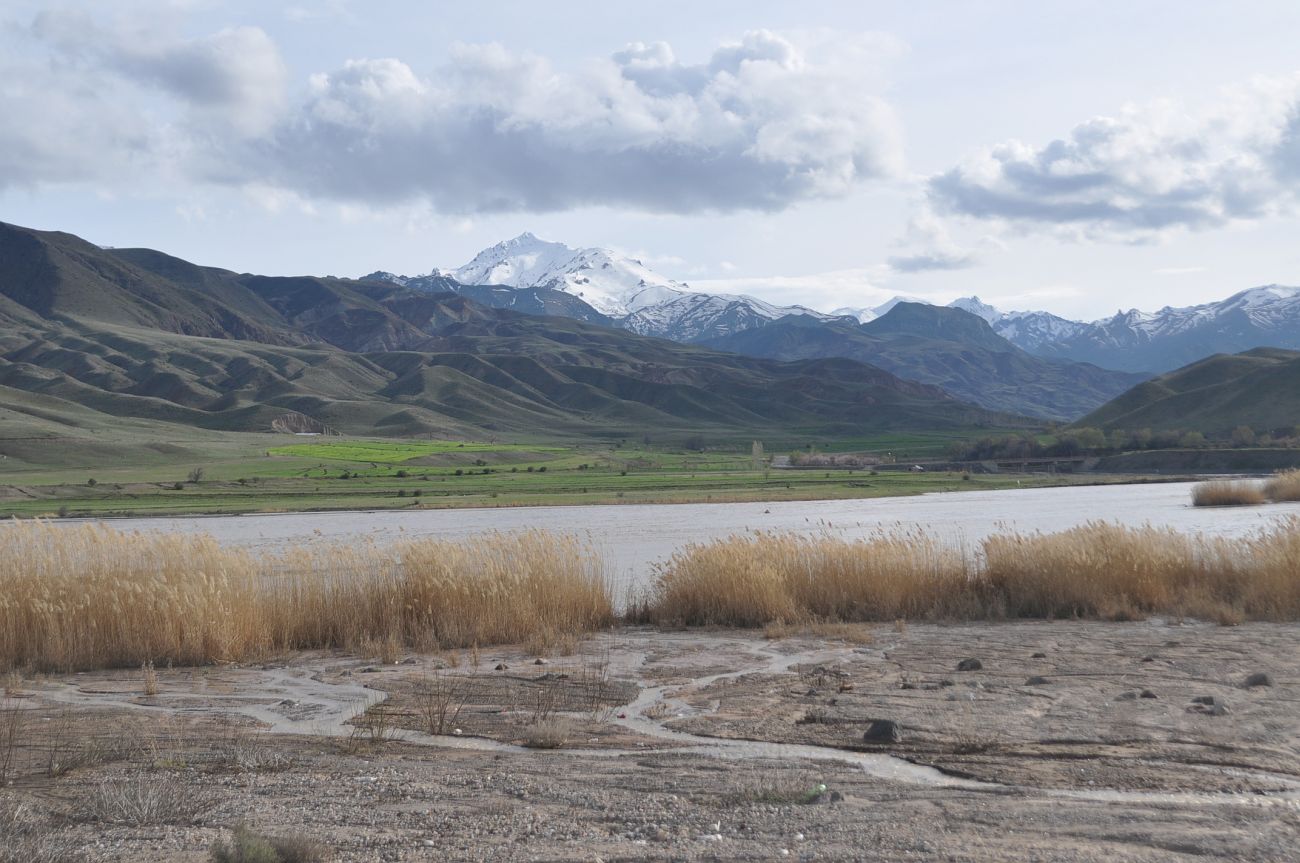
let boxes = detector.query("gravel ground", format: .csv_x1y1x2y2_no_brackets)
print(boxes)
2,621,1298,861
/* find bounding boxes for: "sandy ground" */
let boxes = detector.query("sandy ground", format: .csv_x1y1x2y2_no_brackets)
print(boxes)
3,621,1299,861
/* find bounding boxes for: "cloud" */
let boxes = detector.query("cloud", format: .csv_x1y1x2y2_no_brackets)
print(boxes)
886,208,977,273
3,16,902,214
928,75,1300,239
30,11,286,135
692,265,895,310
240,31,902,214
887,250,975,273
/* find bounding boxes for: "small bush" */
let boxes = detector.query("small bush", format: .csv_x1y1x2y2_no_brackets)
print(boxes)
86,774,212,825
210,824,329,863
522,717,571,749
1192,480,1266,507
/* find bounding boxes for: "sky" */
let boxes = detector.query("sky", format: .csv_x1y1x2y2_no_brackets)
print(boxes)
4,1,1300,320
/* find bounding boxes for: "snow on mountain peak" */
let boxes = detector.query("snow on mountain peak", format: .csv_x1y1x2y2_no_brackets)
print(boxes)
830,295,929,324
948,296,1002,323
450,233,687,317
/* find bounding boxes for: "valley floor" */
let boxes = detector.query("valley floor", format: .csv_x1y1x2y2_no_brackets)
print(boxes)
4,622,1298,861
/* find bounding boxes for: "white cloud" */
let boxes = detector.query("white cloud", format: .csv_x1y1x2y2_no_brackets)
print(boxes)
887,208,978,273
245,31,903,214
4,16,903,215
928,75,1300,239
693,265,896,311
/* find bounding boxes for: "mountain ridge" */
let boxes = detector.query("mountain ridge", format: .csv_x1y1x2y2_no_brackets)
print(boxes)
0,221,1023,443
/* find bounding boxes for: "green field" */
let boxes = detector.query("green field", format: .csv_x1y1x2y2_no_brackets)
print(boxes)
266,439,567,463
0,431,1147,519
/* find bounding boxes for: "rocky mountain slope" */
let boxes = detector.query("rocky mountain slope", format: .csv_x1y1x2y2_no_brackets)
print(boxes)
704,303,1148,421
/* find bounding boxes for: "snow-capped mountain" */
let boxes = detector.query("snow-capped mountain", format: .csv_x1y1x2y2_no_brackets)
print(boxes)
990,309,1091,352
449,233,685,318
953,287,1300,373
947,296,1002,323
368,235,1300,376
393,233,832,342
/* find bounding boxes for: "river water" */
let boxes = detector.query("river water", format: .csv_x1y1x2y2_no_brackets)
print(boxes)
53,482,1299,593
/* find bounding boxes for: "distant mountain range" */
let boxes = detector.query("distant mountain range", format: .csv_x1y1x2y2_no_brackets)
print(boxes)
370,234,1300,415
0,222,1020,447
951,288,1300,375
369,235,1145,419
702,304,1148,421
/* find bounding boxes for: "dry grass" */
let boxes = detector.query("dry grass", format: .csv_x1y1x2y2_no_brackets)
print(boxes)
1192,480,1267,507
85,772,213,825
0,522,613,672
651,530,972,626
210,824,330,863
0,793,75,863
521,717,572,749
1264,469,1300,502
763,621,874,644
650,521,1300,626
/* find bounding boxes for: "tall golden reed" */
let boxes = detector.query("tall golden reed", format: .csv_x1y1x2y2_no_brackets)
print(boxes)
650,520,1300,626
647,530,972,626
1264,469,1300,503
1191,480,1267,507
0,522,612,672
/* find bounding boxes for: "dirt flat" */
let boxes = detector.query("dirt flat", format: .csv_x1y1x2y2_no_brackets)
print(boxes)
3,621,1298,861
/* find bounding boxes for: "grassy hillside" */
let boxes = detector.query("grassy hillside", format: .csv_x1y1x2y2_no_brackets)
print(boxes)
703,304,1146,421
0,222,1032,467
1079,348,1300,434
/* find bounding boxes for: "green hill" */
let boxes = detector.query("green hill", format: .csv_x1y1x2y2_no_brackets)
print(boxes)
1078,347,1300,434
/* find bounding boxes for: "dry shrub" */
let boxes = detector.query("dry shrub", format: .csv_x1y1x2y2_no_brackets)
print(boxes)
651,530,970,626
210,823,329,863
414,671,468,736
1192,480,1267,507
85,773,213,825
0,523,613,672
0,700,25,786
522,717,572,749
650,520,1300,626
0,793,75,863
1264,469,1300,502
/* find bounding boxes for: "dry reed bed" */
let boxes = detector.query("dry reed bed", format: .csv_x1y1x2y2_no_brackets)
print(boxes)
1191,480,1268,507
649,520,1300,627
1264,469,1300,502
0,522,612,672
1192,470,1300,506
7,518,1300,672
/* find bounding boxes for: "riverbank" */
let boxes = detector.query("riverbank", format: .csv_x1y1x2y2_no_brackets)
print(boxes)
3,622,1297,861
